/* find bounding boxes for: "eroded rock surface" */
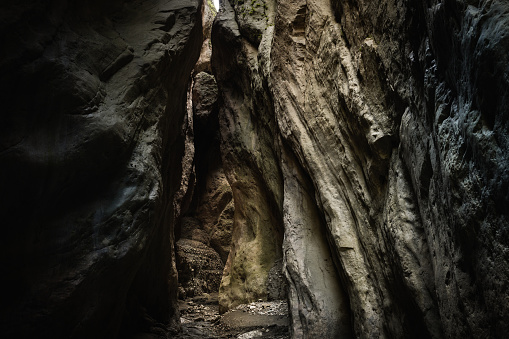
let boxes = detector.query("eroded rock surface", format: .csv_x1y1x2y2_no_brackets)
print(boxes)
212,0,509,337
212,0,285,314
176,238,224,298
190,70,233,264
0,0,203,337
2,0,508,337
175,0,234,301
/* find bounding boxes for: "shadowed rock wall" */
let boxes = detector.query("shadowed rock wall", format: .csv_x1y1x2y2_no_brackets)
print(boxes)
0,0,202,337
175,2,234,300
212,0,509,337
1,0,508,337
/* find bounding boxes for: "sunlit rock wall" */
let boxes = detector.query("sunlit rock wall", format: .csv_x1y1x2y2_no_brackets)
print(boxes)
212,0,509,337
212,0,285,313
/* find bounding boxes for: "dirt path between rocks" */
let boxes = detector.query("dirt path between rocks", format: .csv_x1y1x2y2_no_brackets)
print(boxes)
175,293,290,339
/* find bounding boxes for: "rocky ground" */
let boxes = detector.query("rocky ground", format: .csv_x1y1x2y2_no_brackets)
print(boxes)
175,293,289,339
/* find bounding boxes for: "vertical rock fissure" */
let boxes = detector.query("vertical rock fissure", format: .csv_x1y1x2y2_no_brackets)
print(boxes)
176,0,288,311
2,0,508,338
174,0,235,305
175,56,233,301
211,0,289,316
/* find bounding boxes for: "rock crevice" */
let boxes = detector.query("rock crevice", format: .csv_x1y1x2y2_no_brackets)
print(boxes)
1,0,508,338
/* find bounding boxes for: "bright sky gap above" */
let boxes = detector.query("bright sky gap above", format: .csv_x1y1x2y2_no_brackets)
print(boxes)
214,0,220,10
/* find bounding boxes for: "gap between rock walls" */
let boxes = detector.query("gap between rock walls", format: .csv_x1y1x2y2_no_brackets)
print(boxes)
1,0,508,338
173,2,290,338
177,0,509,338
175,0,228,306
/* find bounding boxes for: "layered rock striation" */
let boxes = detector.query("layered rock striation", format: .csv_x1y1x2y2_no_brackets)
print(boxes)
212,0,509,337
0,0,203,337
212,0,286,314
1,0,508,338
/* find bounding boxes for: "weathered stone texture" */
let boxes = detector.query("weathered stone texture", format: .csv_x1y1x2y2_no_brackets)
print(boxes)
281,144,353,338
195,0,217,73
174,3,234,301
213,0,509,337
0,0,203,337
212,0,285,313
176,238,224,298
2,0,508,337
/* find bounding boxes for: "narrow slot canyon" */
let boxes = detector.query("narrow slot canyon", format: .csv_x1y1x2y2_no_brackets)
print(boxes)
1,0,509,338
174,3,289,337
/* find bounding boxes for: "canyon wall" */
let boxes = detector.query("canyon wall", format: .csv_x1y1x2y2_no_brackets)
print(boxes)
175,1,234,300
1,0,508,337
0,0,203,337
212,0,509,337
212,0,285,313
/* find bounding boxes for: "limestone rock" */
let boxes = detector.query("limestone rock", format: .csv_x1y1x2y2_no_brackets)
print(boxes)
2,0,508,337
193,72,219,130
180,217,210,245
212,0,285,313
175,7,234,303
210,198,235,263
176,238,224,299
195,0,217,73
231,0,274,47
281,145,352,338
212,0,509,337
266,259,286,302
0,0,203,337
190,48,233,255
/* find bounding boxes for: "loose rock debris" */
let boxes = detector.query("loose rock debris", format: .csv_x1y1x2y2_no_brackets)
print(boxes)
175,293,289,338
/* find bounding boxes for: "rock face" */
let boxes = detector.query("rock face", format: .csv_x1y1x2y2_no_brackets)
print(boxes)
0,0,203,337
2,0,508,338
176,238,224,298
281,146,353,338
175,0,235,301
213,0,285,314
212,0,509,337
189,71,233,264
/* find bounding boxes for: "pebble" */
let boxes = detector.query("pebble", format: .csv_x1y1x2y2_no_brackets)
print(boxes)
177,294,289,338
231,300,288,316
237,329,264,338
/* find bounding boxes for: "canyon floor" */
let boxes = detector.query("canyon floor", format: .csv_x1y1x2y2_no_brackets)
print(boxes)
175,293,289,339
